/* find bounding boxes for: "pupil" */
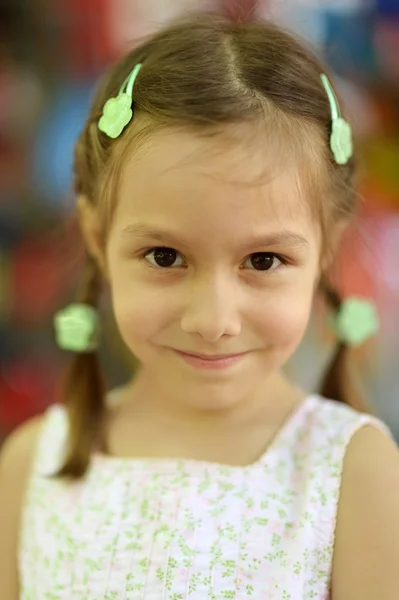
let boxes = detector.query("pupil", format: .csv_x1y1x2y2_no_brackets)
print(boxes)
154,248,177,267
251,253,274,271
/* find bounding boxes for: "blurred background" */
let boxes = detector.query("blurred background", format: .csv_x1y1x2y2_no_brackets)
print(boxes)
0,0,398,444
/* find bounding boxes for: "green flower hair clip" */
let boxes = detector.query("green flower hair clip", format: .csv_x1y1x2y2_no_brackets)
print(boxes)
332,297,379,347
98,63,142,139
54,303,100,352
320,73,353,165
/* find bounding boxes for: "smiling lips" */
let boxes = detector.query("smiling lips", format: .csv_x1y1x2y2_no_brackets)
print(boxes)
173,349,249,370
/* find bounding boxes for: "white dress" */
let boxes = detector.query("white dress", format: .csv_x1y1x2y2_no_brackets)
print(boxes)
19,394,390,599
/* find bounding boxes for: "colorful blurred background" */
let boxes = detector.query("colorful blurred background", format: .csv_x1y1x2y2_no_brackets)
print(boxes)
1,0,398,444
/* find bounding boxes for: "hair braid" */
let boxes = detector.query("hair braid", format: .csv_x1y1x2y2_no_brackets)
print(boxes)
318,277,371,413
56,257,107,477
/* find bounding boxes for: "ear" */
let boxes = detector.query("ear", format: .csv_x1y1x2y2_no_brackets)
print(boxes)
77,195,108,277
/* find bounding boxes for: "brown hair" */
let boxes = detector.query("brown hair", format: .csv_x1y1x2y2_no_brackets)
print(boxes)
57,13,366,478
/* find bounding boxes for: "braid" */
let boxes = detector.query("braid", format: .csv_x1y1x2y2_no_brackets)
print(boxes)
56,257,107,478
78,256,102,307
319,277,371,413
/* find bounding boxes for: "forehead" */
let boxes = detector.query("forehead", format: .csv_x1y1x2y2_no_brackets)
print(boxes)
115,127,316,236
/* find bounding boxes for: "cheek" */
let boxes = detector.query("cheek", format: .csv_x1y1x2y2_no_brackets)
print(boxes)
106,246,164,348
267,262,319,347
253,286,314,348
110,276,176,350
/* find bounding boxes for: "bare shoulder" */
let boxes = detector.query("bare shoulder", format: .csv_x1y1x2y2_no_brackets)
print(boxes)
332,424,399,600
0,415,45,600
0,414,45,476
0,413,45,517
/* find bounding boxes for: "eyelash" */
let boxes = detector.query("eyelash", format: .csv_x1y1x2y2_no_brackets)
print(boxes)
138,246,289,272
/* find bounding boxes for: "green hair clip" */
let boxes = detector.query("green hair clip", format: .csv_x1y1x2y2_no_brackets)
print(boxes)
98,63,142,139
320,73,353,165
332,297,379,347
54,303,100,352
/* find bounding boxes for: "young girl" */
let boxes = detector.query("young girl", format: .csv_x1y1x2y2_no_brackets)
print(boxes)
1,14,399,600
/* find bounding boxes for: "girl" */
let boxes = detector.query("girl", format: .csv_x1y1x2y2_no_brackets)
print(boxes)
1,14,399,600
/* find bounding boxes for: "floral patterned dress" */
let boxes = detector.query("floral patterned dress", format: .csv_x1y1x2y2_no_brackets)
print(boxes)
19,395,389,599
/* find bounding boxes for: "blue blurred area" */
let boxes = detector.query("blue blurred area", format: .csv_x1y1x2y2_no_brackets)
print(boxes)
33,84,93,207
377,0,399,17
324,9,378,78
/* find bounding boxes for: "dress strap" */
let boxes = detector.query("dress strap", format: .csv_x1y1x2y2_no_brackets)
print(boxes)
31,391,122,476
32,404,69,476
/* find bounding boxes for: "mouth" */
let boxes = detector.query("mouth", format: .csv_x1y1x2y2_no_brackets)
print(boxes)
172,349,249,370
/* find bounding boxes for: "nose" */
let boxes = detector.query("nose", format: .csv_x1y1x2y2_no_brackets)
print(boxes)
180,276,242,343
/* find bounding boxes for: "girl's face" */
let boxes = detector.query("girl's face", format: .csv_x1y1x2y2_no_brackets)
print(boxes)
105,129,322,410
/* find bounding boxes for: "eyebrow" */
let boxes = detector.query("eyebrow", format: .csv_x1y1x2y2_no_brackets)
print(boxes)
121,223,309,250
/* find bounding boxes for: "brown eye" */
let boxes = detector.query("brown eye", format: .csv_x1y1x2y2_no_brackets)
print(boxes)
145,247,183,268
245,252,282,271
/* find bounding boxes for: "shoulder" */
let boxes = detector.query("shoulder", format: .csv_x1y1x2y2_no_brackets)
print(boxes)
0,414,45,479
0,414,47,500
0,415,45,600
332,424,399,600
0,413,45,498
